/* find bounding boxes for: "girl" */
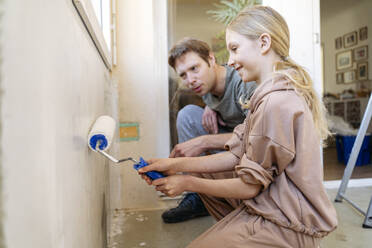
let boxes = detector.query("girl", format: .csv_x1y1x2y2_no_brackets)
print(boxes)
139,6,337,247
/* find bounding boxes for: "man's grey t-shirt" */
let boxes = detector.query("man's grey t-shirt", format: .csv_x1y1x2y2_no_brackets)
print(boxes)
202,65,256,132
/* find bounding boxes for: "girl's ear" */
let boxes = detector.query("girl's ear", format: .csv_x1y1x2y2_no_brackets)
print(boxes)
259,33,272,55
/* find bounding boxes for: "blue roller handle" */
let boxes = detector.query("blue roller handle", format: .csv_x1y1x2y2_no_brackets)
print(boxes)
133,157,165,180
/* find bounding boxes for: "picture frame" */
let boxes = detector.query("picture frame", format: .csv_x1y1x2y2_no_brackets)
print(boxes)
343,70,356,84
357,62,368,80
336,50,353,71
335,37,342,50
354,45,368,61
336,72,344,84
359,26,368,41
343,31,358,48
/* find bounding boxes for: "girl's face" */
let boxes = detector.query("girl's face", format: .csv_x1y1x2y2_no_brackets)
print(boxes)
226,29,261,82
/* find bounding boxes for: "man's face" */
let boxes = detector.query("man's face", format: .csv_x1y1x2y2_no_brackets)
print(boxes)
174,52,216,96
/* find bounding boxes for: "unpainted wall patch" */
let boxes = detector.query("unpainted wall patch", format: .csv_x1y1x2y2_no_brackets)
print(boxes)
119,123,139,141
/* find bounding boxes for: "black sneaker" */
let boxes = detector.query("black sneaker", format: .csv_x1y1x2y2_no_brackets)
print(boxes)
161,192,210,223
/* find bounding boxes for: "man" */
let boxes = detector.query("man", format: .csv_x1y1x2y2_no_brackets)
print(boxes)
163,38,256,223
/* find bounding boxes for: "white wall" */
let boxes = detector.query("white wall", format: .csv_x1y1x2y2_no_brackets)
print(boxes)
168,0,225,81
169,0,225,47
113,0,170,210
113,0,223,210
321,0,372,94
0,0,116,247
263,0,323,95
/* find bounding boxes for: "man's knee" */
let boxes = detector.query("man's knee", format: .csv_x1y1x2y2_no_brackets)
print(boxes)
176,105,203,130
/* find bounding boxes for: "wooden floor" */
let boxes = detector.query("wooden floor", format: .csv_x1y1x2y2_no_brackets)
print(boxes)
323,147,372,180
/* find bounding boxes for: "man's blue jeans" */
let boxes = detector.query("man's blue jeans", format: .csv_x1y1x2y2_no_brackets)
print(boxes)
176,105,230,152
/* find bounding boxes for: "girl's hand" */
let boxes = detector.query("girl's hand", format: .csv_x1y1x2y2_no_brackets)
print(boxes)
138,158,177,175
138,158,178,185
152,174,190,197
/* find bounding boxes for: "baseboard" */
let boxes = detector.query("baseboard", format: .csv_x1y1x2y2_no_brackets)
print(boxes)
324,178,372,189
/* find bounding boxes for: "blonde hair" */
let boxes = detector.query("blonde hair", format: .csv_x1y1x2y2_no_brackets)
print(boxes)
228,6,330,141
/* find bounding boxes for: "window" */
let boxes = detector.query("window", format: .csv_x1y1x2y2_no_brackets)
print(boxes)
90,0,111,53
72,0,113,69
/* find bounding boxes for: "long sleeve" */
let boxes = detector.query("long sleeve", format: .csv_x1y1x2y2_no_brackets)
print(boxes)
235,93,296,191
234,77,337,237
224,121,246,159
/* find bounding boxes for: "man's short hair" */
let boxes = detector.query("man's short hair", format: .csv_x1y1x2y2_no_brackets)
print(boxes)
168,38,212,69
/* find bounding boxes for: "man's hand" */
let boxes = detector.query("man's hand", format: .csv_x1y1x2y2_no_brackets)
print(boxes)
169,136,205,158
202,106,226,134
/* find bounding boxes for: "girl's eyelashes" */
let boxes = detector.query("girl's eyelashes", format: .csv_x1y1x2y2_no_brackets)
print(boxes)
227,43,238,52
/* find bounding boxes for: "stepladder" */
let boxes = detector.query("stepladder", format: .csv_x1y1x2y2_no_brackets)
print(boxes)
335,94,372,228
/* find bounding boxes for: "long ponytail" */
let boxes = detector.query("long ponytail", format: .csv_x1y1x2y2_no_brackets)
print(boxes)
228,6,330,141
274,59,330,141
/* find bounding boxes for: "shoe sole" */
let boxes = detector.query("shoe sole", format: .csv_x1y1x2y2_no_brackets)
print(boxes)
162,212,210,223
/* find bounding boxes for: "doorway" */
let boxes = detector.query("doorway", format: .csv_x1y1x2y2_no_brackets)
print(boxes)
320,0,372,180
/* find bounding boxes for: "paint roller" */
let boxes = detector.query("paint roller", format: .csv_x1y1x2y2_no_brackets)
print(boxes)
87,115,165,180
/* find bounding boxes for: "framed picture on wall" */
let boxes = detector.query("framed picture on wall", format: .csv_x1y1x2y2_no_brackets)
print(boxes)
343,31,358,48
336,50,353,70
354,45,368,61
357,62,368,80
343,70,356,84
335,37,342,50
359,26,368,41
336,72,344,84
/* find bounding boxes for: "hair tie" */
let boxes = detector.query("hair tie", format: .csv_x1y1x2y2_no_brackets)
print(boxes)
282,56,289,61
